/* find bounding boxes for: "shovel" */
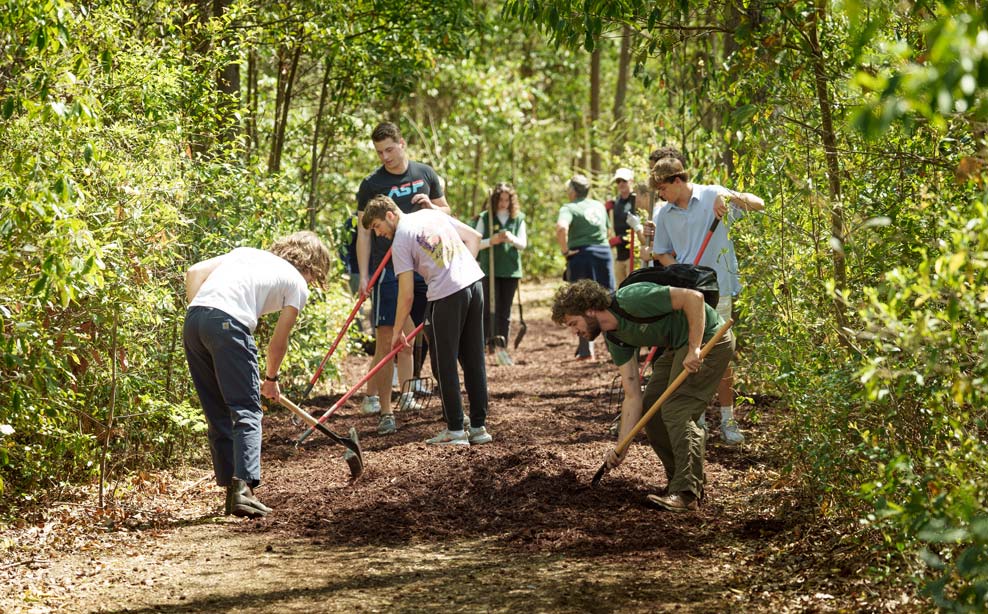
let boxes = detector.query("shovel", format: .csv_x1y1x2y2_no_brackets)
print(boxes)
592,318,733,487
493,335,513,366
513,284,527,350
278,397,364,480
296,323,426,445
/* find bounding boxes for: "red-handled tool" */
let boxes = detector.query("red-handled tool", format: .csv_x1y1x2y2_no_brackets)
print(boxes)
302,250,392,398
638,217,720,379
295,322,425,444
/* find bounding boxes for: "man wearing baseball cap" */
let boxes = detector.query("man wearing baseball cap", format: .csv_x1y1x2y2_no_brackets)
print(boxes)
607,167,637,284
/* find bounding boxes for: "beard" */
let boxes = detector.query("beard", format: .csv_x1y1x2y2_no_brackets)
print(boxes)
580,315,602,341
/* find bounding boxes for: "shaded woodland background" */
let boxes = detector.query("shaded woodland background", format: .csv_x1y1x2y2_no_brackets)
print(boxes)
2,1,987,609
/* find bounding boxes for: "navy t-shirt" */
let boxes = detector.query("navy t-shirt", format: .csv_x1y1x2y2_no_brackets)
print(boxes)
356,161,444,273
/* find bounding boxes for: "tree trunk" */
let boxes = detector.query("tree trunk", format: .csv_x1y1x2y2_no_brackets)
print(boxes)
307,56,334,231
246,48,258,163
471,139,484,212
611,25,632,157
268,41,301,175
213,0,239,146
807,1,850,341
590,47,601,179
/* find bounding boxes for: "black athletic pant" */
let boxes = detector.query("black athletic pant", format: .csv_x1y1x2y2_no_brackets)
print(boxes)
481,276,519,345
426,280,488,431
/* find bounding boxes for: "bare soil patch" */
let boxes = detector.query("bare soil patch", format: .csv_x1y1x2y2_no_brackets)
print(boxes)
0,282,922,613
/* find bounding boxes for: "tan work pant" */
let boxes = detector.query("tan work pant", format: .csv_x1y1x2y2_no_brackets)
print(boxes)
641,330,735,497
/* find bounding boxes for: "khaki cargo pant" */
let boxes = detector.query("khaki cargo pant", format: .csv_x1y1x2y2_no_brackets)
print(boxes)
641,330,735,497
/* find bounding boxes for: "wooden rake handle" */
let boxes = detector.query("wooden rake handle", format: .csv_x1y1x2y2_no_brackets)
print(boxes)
592,318,734,487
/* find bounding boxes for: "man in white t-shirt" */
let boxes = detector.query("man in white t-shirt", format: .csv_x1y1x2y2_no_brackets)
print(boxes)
184,231,331,518
362,195,493,446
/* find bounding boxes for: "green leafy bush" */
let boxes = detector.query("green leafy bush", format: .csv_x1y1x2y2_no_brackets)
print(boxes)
856,197,988,610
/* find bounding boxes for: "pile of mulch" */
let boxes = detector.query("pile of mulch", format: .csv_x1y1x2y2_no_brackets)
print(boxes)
247,318,774,558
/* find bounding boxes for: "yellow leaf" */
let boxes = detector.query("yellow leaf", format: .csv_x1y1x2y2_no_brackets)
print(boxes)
948,251,966,274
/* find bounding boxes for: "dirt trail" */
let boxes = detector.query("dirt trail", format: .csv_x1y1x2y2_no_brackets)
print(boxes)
0,282,918,613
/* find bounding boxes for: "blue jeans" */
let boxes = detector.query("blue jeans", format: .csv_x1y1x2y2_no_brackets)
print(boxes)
183,306,263,487
567,244,615,357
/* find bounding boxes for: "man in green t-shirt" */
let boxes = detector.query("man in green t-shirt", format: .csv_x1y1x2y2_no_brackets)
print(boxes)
555,174,615,360
551,279,735,512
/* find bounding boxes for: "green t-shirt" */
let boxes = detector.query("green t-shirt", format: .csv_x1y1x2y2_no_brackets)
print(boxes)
557,198,608,249
604,283,723,366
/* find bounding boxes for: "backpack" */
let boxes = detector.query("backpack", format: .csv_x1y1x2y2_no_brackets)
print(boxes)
605,264,720,348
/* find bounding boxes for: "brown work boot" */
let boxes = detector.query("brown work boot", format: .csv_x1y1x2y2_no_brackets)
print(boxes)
227,478,272,518
646,491,699,513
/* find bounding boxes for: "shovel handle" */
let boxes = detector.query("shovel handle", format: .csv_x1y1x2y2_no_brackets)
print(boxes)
303,250,392,397
278,397,357,452
593,318,733,486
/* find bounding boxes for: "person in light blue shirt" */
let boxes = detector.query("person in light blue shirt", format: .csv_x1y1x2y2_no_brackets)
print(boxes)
645,152,764,446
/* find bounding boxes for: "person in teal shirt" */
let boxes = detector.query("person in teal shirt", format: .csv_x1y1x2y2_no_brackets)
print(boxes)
551,279,734,512
555,174,615,360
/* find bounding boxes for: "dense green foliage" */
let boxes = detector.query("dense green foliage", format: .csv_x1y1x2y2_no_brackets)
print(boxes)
2,0,988,607
505,0,988,609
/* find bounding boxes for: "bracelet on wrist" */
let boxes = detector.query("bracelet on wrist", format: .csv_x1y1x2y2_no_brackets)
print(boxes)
264,374,279,382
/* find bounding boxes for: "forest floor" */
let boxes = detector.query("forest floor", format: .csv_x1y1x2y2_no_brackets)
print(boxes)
1,281,923,613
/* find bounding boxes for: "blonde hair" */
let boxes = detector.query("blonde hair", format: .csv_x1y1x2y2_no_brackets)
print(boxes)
269,231,331,286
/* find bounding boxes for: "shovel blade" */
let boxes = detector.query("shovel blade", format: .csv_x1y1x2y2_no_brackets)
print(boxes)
513,322,527,350
591,463,608,488
342,426,364,480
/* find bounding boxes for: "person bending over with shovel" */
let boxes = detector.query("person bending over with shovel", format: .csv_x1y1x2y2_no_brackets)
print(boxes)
551,279,734,512
362,195,493,446
184,231,331,518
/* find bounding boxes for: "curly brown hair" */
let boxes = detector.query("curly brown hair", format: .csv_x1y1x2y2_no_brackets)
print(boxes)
550,279,612,324
488,182,521,218
269,231,332,286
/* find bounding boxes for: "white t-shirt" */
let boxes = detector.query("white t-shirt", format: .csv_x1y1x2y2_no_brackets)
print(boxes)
391,210,484,301
189,247,309,331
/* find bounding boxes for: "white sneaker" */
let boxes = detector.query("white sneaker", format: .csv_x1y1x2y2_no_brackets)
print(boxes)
377,414,396,435
397,392,423,411
360,395,381,415
721,419,745,445
468,426,493,445
425,429,469,446
463,414,471,430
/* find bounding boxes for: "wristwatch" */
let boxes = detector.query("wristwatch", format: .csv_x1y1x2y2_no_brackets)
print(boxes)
264,374,279,382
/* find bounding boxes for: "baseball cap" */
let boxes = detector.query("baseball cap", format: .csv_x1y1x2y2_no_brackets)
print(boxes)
612,168,634,183
650,157,687,184
569,174,591,191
